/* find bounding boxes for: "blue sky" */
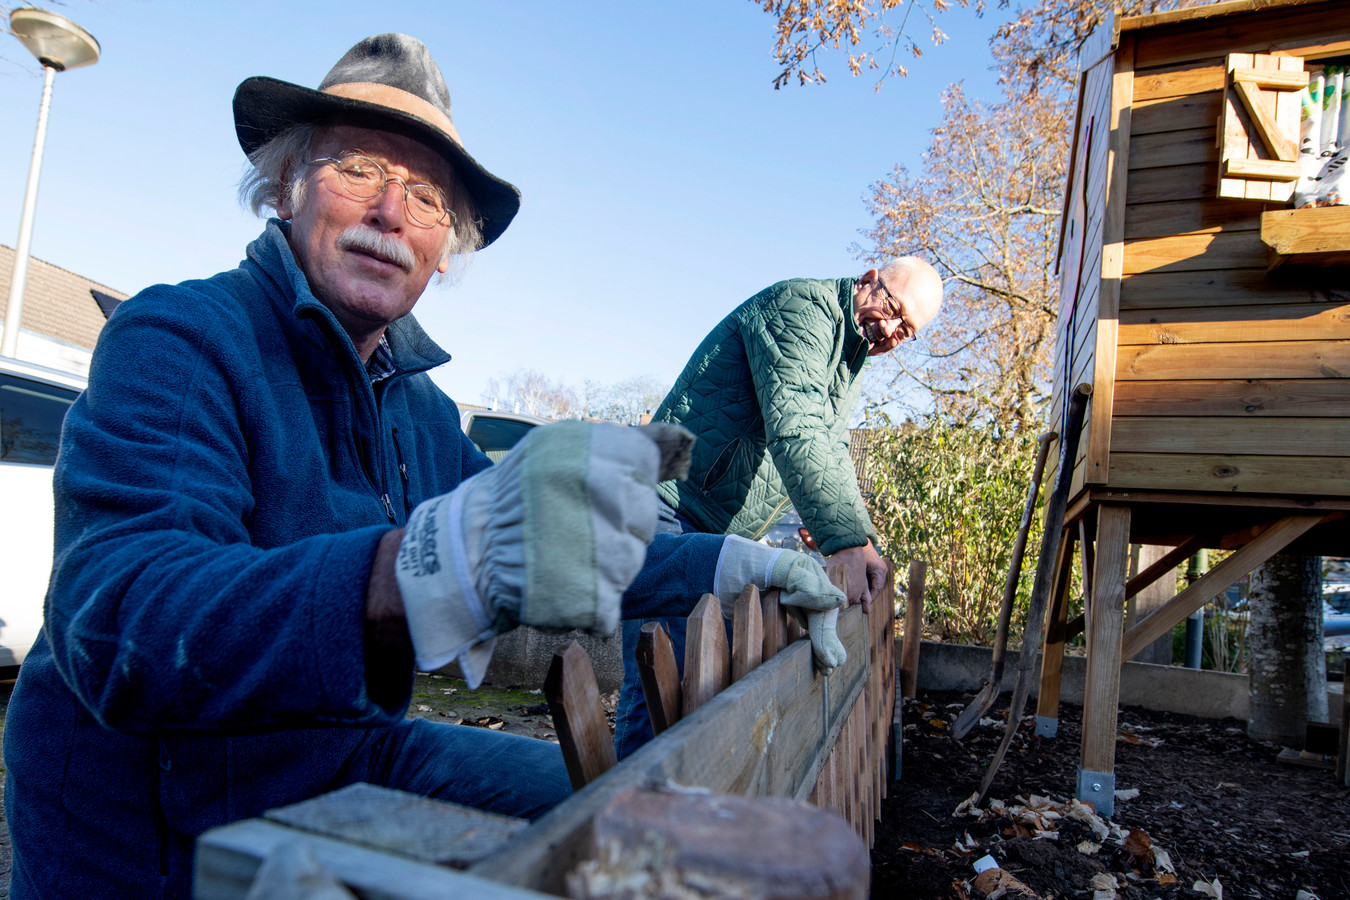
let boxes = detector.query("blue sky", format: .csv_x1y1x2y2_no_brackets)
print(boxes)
1,1,1009,406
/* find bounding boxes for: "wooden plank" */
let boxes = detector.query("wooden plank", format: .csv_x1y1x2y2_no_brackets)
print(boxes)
1126,535,1208,603
545,641,617,791
1119,302,1350,344
1124,198,1261,240
1113,378,1350,417
1131,59,1225,100
1122,230,1267,275
1089,40,1132,489
761,586,788,659
1120,0,1333,34
732,583,765,682
900,560,927,699
1262,206,1350,268
1120,514,1327,657
1107,451,1350,495
260,783,527,869
1232,78,1298,161
637,621,682,735
1126,162,1218,204
1080,504,1132,776
1131,91,1223,136
1223,157,1302,181
1116,340,1350,380
1111,416,1350,456
1127,127,1217,171
1132,5,1350,70
1120,268,1350,309
682,594,731,715
196,818,547,900
473,607,871,895
1232,66,1309,91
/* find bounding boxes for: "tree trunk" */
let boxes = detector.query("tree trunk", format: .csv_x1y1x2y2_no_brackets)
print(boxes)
1246,553,1327,746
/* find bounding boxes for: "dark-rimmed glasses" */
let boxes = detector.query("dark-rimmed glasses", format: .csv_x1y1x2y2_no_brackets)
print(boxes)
873,277,919,342
308,153,454,228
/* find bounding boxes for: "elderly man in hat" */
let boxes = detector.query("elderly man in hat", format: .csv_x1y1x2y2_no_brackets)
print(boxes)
2,34,848,898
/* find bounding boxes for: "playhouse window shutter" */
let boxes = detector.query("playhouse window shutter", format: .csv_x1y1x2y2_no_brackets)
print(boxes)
1218,52,1308,202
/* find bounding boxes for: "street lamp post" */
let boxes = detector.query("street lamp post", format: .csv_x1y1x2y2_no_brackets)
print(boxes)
2,7,100,359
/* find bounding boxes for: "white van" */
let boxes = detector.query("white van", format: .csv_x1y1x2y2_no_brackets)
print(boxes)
0,357,85,671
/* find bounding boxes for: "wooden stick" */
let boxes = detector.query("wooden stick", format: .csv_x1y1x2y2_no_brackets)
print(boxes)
900,560,927,699
732,583,764,682
544,641,617,791
636,622,682,735
682,594,730,715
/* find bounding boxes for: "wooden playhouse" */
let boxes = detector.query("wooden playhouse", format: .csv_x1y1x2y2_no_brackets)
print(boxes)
1042,0,1350,814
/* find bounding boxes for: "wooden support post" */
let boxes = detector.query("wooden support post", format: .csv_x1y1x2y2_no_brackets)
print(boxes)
545,641,618,792
1339,658,1350,787
1078,504,1131,816
636,622,682,735
761,587,787,660
900,560,927,699
682,594,730,715
732,583,764,682
1036,530,1079,735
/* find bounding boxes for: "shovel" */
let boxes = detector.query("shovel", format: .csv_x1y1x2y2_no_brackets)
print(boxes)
949,428,1057,741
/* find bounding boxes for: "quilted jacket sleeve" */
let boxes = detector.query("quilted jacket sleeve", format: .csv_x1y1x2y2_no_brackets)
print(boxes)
741,285,876,556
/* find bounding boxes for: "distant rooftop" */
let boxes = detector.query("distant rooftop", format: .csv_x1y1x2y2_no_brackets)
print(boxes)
0,243,127,374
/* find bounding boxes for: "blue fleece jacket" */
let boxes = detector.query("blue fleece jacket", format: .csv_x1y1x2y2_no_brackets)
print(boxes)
2,221,722,898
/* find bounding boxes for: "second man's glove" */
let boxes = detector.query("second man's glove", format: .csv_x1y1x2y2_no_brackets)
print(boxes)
395,420,693,687
715,535,848,675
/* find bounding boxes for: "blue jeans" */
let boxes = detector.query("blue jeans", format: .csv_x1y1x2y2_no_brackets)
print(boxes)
340,716,573,820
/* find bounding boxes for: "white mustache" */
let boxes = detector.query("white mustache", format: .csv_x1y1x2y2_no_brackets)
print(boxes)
337,225,415,272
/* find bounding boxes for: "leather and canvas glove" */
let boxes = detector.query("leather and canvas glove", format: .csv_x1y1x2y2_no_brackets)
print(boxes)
715,535,848,674
396,420,694,687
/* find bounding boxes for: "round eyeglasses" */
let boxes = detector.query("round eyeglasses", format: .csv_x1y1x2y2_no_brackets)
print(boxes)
308,154,454,228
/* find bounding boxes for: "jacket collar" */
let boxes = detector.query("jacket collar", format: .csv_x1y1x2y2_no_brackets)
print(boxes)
836,276,868,363
245,219,452,375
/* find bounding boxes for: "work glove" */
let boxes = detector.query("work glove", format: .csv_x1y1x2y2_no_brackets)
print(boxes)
396,420,694,687
715,535,848,675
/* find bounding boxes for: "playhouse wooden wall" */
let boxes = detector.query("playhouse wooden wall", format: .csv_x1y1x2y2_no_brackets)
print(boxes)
1051,0,1350,506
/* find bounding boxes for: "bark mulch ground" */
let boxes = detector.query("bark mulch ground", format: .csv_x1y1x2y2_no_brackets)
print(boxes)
874,689,1350,900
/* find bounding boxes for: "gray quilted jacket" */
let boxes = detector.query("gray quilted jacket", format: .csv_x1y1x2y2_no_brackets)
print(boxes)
653,277,877,556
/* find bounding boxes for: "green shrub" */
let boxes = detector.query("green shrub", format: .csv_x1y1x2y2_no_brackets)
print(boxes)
867,416,1048,645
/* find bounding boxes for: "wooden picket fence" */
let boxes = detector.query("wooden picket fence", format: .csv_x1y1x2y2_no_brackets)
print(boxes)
195,566,900,899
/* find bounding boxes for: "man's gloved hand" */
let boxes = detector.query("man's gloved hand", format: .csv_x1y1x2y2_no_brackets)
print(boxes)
395,420,694,687
715,535,847,675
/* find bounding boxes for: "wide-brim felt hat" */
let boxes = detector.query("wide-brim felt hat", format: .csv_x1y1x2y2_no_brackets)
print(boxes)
233,33,518,247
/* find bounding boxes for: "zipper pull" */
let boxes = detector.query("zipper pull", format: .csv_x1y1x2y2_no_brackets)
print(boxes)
381,493,396,523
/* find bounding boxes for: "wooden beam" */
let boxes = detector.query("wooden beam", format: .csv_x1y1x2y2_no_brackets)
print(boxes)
1231,66,1310,90
1120,513,1328,657
1222,157,1302,181
1126,535,1207,600
545,641,617,792
1232,80,1298,161
1080,504,1132,777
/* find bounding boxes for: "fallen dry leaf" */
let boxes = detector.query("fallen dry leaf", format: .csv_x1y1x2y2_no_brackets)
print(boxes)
1192,877,1223,899
1122,828,1153,868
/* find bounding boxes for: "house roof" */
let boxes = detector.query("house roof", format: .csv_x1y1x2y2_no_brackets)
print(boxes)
0,243,127,352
